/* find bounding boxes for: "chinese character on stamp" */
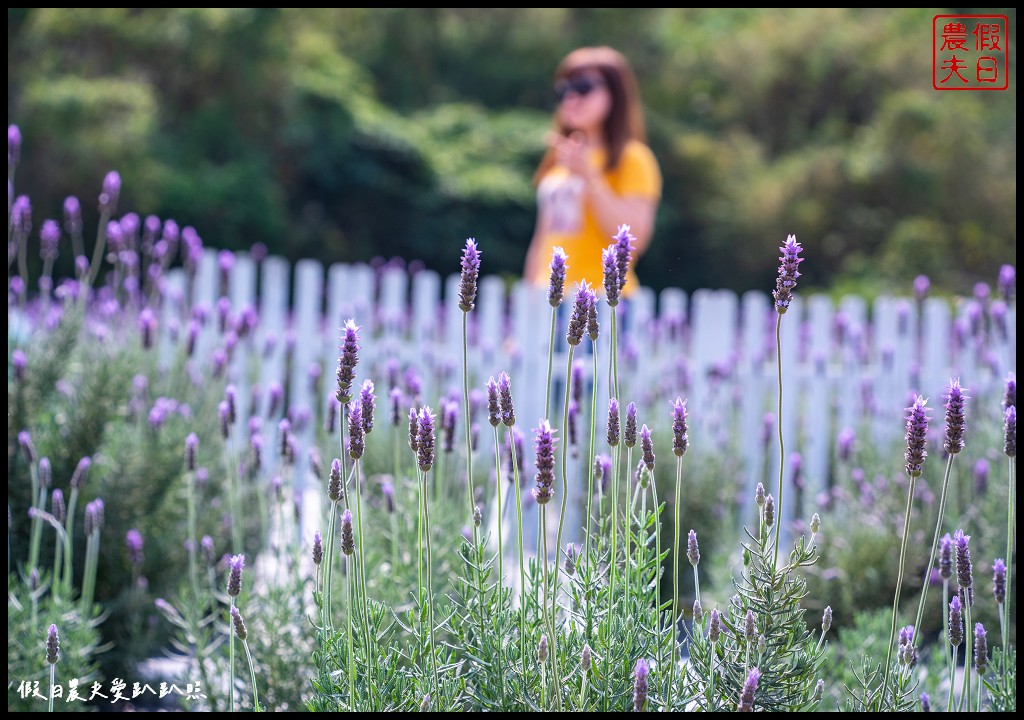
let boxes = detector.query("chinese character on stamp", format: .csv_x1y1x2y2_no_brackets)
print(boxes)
934,14,1009,90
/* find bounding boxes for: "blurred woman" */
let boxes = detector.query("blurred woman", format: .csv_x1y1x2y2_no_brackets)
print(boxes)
523,46,662,298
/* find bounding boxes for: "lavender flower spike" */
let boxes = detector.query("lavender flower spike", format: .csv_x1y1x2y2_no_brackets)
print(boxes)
942,378,967,455
335,319,360,404
348,402,365,460
613,224,635,294
904,395,929,478
497,371,516,427
624,402,638,447
602,245,620,306
1005,405,1016,458
100,171,121,214
1004,372,1016,410
671,397,689,457
738,667,761,712
607,398,620,447
949,596,963,646
486,377,501,427
974,623,988,675
954,529,972,589
633,657,649,712
360,379,375,435
408,407,420,452
458,238,481,312
772,234,803,313
566,281,593,347
46,624,60,665
532,419,558,505
341,509,354,556
417,407,436,472
227,554,245,597
998,263,1015,301
312,531,324,566
687,529,700,566
548,246,567,307
230,605,248,641
640,424,655,472
709,609,722,643
328,458,343,502
939,533,953,580
126,529,144,568
993,558,1006,605
8,124,21,168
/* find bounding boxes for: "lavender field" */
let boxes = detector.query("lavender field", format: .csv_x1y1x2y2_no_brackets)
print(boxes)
7,125,1017,712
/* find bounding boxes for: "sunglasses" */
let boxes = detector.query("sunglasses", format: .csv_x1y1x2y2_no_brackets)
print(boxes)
554,76,606,102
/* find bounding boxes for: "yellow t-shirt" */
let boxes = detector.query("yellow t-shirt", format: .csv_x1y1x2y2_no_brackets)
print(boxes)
531,139,661,297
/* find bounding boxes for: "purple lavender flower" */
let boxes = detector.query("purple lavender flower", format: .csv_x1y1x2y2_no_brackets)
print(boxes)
278,417,291,459
408,407,420,452
70,456,91,491
991,557,1007,606
942,378,967,455
738,667,761,712
709,608,722,643
218,401,231,440
497,371,516,427
359,379,375,435
954,529,972,589
939,532,953,580
185,433,199,472
904,395,929,477
40,219,60,262
417,407,436,472
564,542,577,575
230,605,248,641
772,234,803,314
633,657,649,712
836,427,855,463
328,458,343,502
613,225,635,294
640,424,655,471
745,608,756,640
1005,405,1016,458
581,643,592,672
458,238,481,312
567,401,579,451
687,529,700,566
138,307,157,350
537,634,549,663
443,401,458,454
920,692,930,712
566,282,594,347
972,458,989,495
587,292,599,341
46,624,59,665
201,536,216,566
8,124,21,168
38,457,52,490
17,431,36,465
63,196,82,236
381,480,395,514
100,171,121,214
624,402,638,448
227,554,245,596
822,606,833,634
218,250,234,293
764,494,775,528
335,319,360,404
548,246,567,307
52,489,65,524
341,509,354,556
602,245,620,307
607,398,620,447
385,387,401,429
913,275,930,303
997,264,1015,301
312,531,324,566
974,623,988,675
126,529,144,568
532,419,557,505
671,397,689,457
12,349,26,382
348,402,365,460
486,377,501,427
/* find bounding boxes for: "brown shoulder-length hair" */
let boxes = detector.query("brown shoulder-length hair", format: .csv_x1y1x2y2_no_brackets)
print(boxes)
533,46,647,185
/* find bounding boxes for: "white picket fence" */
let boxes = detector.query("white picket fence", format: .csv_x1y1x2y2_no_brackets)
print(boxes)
159,249,1016,553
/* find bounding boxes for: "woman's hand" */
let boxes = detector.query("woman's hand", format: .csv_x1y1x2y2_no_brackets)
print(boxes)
549,131,595,181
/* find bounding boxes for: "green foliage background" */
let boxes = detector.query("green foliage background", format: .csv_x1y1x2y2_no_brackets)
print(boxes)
7,8,1017,296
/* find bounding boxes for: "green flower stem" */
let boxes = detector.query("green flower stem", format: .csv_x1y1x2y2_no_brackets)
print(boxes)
881,475,917,708
545,306,557,420
461,312,485,651
85,208,111,291
947,645,958,712
28,484,46,572
62,489,79,587
490,426,507,704
508,427,528,673
539,506,559,710
421,467,441,702
1004,457,1015,656
324,500,339,631
578,665,589,710
670,455,683,702
650,476,665,679
772,314,785,572
352,458,372,667
346,556,356,710
913,453,955,642
241,637,262,712
550,345,576,710
962,599,973,711
584,342,599,563
229,597,237,712
187,468,200,604
48,662,55,713
623,446,634,610
224,435,243,555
